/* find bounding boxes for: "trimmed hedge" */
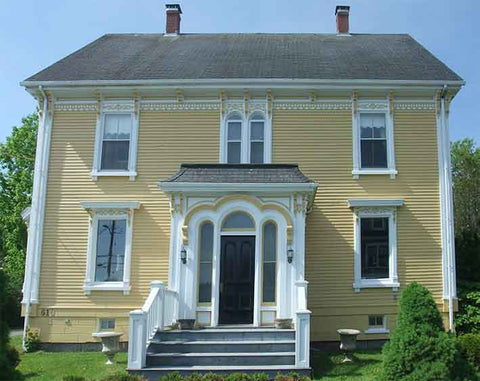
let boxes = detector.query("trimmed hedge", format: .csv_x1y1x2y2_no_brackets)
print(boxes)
380,282,477,381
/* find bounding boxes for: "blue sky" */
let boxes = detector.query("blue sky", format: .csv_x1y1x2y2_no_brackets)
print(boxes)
1,0,478,143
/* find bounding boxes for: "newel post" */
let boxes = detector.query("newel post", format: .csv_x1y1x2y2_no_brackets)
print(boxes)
295,280,311,368
151,280,165,330
128,309,147,370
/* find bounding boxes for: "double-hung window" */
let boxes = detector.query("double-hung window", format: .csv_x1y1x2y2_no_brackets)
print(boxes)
222,109,270,164
92,101,139,180
81,201,140,294
353,101,396,178
349,199,403,292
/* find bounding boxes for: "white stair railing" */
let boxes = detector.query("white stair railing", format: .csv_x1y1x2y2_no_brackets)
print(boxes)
128,281,178,370
295,280,311,368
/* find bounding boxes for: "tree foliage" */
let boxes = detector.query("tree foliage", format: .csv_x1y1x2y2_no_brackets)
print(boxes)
451,139,480,283
381,283,476,381
0,113,38,327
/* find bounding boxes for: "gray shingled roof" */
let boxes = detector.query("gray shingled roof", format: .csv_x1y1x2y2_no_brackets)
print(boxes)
164,164,315,184
24,33,462,82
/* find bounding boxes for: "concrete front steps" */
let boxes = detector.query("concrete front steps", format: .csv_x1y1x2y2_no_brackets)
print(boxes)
130,328,311,380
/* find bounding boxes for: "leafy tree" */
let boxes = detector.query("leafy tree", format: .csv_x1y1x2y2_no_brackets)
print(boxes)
381,282,476,381
0,113,37,328
451,139,480,283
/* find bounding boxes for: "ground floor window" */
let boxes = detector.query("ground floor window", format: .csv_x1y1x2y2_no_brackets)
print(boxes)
262,222,276,303
198,222,214,304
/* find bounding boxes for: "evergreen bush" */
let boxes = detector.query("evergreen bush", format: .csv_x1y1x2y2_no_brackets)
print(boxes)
380,282,477,381
458,333,480,370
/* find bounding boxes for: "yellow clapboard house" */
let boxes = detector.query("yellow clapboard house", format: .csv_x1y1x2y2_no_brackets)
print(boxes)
19,4,463,377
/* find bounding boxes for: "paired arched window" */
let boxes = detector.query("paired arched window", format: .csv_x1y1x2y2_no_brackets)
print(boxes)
198,222,214,303
225,112,266,164
262,222,277,303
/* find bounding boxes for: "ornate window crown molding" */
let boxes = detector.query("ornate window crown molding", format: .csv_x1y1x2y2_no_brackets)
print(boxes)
102,100,134,112
357,100,389,111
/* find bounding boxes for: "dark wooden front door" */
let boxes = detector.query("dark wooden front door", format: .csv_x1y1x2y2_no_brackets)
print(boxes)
219,236,255,325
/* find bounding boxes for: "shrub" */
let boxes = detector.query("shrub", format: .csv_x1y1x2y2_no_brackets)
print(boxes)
24,326,41,352
456,291,480,335
250,374,269,381
6,346,20,369
184,373,203,381
225,373,250,381
274,373,310,381
458,333,480,370
160,372,184,381
380,282,477,381
100,373,147,381
201,373,225,381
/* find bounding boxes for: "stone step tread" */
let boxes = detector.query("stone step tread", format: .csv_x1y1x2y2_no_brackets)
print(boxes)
147,352,296,358
161,328,295,333
150,340,295,345
134,365,308,371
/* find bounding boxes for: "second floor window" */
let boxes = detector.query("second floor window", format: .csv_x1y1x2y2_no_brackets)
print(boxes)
360,114,387,169
223,111,269,164
101,113,132,171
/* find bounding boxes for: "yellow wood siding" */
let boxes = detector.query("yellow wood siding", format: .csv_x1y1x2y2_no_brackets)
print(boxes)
273,109,442,340
31,106,444,343
33,111,219,341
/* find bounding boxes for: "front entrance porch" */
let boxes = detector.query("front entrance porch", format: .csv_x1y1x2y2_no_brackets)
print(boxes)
128,164,317,376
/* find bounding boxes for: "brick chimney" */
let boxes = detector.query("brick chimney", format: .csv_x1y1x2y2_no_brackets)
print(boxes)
166,4,182,35
335,5,350,35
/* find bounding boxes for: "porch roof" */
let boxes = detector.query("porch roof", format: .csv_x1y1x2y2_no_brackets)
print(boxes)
163,164,315,184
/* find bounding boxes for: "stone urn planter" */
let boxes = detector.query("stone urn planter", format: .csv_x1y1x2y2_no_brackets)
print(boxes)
92,332,122,365
178,319,196,330
337,329,360,362
275,318,293,329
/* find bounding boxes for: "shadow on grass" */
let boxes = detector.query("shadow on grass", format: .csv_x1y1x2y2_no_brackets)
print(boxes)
311,350,383,380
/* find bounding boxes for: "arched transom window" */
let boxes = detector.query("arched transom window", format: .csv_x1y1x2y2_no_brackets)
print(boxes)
222,212,255,230
223,110,270,164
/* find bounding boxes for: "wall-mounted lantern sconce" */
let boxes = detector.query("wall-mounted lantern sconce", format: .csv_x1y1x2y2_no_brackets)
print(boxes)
287,247,294,264
181,247,187,264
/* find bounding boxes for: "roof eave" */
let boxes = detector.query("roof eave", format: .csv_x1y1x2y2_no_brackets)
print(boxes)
20,78,466,94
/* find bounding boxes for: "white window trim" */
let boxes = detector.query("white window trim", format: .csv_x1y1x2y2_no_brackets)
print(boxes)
352,100,397,179
351,200,402,292
81,201,140,295
365,315,389,334
92,100,139,181
220,110,272,164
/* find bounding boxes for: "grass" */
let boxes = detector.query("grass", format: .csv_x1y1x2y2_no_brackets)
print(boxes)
311,349,383,380
8,336,384,381
8,336,129,381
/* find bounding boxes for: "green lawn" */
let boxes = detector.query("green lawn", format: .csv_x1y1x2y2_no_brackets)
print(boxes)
311,350,383,380
9,336,129,381
8,336,382,381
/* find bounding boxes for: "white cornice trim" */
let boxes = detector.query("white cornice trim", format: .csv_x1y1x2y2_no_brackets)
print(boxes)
348,199,404,208
158,182,318,195
21,78,465,91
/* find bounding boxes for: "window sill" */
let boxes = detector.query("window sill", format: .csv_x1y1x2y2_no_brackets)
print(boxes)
91,170,137,181
353,279,400,293
365,328,390,335
352,169,397,180
83,281,130,295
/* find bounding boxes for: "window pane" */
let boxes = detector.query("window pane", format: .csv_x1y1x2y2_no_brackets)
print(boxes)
200,223,214,262
250,142,264,164
263,263,276,303
263,223,276,262
228,122,242,140
103,114,131,140
227,142,241,163
361,217,389,279
361,140,387,168
360,126,372,139
250,122,264,140
199,263,212,303
373,126,386,139
222,212,254,229
95,219,126,282
101,141,130,170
